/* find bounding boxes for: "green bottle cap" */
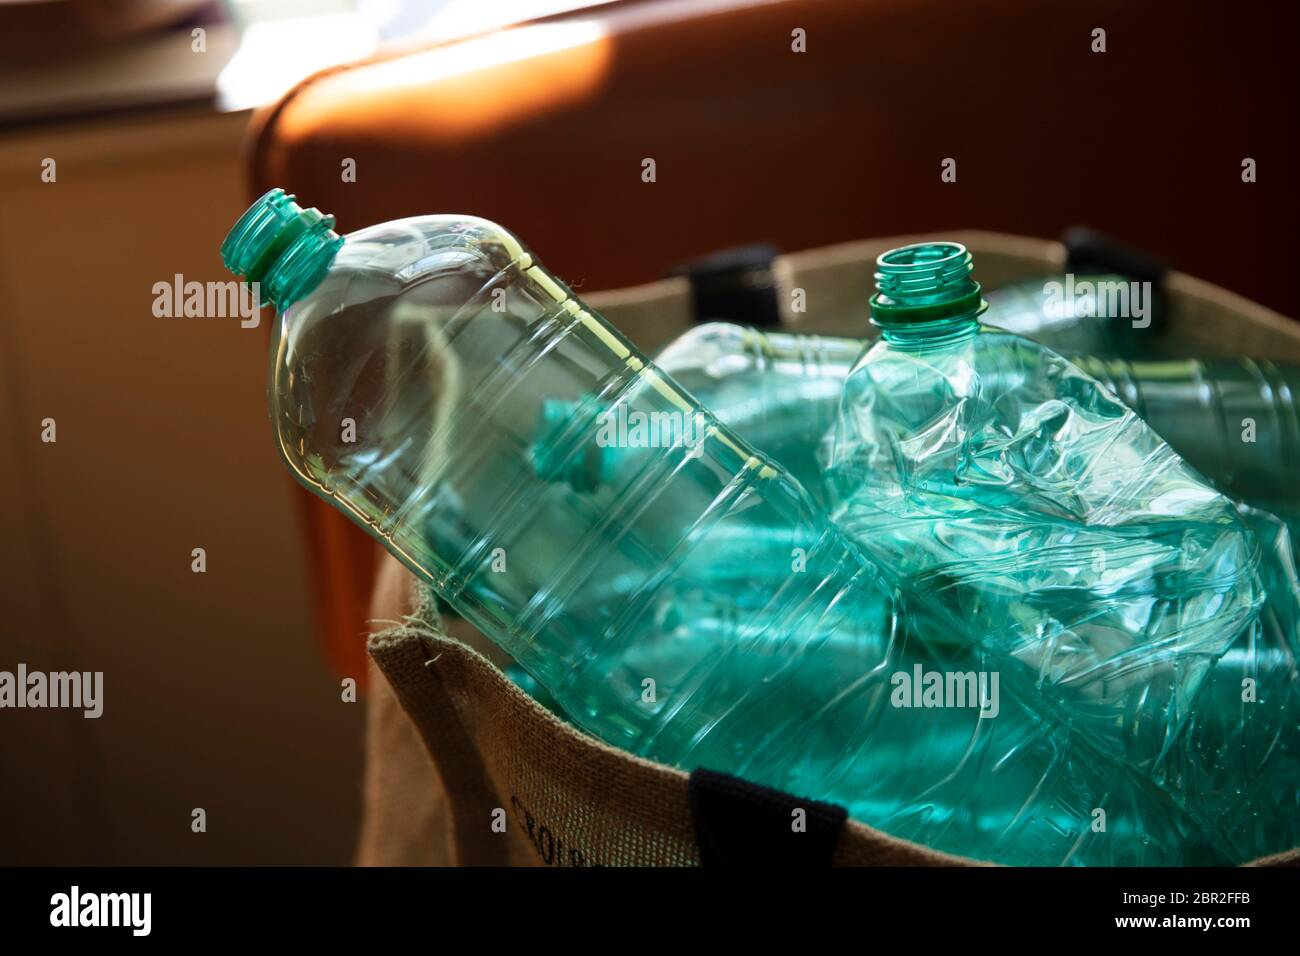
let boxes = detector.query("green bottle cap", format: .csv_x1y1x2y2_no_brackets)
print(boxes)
870,242,987,327
220,188,343,311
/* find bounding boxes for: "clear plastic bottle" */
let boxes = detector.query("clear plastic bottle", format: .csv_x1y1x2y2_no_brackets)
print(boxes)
660,320,1300,860
221,193,1254,864
982,272,1165,356
213,191,990,860
826,243,1261,812
658,325,1300,537
220,191,896,772
1159,505,1300,855
1072,356,1300,540
655,325,859,505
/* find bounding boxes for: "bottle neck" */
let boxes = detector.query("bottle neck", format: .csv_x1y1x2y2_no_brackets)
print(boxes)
879,315,981,351
221,189,343,311
869,242,987,352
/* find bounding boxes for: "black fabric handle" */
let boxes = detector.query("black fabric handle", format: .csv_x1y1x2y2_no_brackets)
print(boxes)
688,768,848,866
1061,227,1170,336
1062,226,1168,285
672,243,781,328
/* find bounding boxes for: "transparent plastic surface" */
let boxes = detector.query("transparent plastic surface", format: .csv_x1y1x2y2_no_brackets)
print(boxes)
830,318,1261,781
658,325,1300,541
1074,356,1300,541
232,200,1275,863
655,324,858,505
653,243,1268,850
982,272,1164,356
659,323,1299,862
263,212,1122,864
1160,505,1300,855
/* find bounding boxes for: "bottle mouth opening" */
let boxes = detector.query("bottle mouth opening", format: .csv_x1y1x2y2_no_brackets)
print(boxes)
871,241,986,327
221,188,343,311
875,242,973,297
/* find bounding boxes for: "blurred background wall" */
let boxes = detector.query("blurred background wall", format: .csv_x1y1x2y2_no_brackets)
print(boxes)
0,0,373,863
0,0,576,868
0,108,365,864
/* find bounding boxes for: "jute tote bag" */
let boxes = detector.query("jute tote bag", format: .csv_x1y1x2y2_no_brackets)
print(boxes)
356,231,1300,867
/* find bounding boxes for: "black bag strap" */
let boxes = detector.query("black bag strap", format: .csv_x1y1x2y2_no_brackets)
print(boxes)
671,243,781,328
1062,226,1168,286
1062,227,1170,336
688,768,847,866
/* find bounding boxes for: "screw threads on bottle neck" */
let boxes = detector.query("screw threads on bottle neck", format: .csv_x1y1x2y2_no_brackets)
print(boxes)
871,242,987,348
221,189,343,311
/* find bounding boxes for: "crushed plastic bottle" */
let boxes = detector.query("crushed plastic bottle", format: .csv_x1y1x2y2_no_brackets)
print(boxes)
1159,505,1300,856
659,323,1300,862
221,193,1266,864
826,243,1262,822
1073,356,1300,541
659,324,1300,540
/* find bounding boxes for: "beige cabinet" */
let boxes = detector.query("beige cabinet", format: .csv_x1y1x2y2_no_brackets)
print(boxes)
0,109,362,864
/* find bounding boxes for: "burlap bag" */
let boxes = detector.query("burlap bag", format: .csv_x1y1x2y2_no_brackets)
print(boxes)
356,231,1300,867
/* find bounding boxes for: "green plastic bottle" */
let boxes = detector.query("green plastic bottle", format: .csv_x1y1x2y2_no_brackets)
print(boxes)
1160,504,1300,856
221,193,1255,864
982,271,1165,356
656,244,1267,840
658,325,1300,538
659,325,1300,861
212,191,973,859
656,326,858,504
1073,356,1300,540
835,243,1261,773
